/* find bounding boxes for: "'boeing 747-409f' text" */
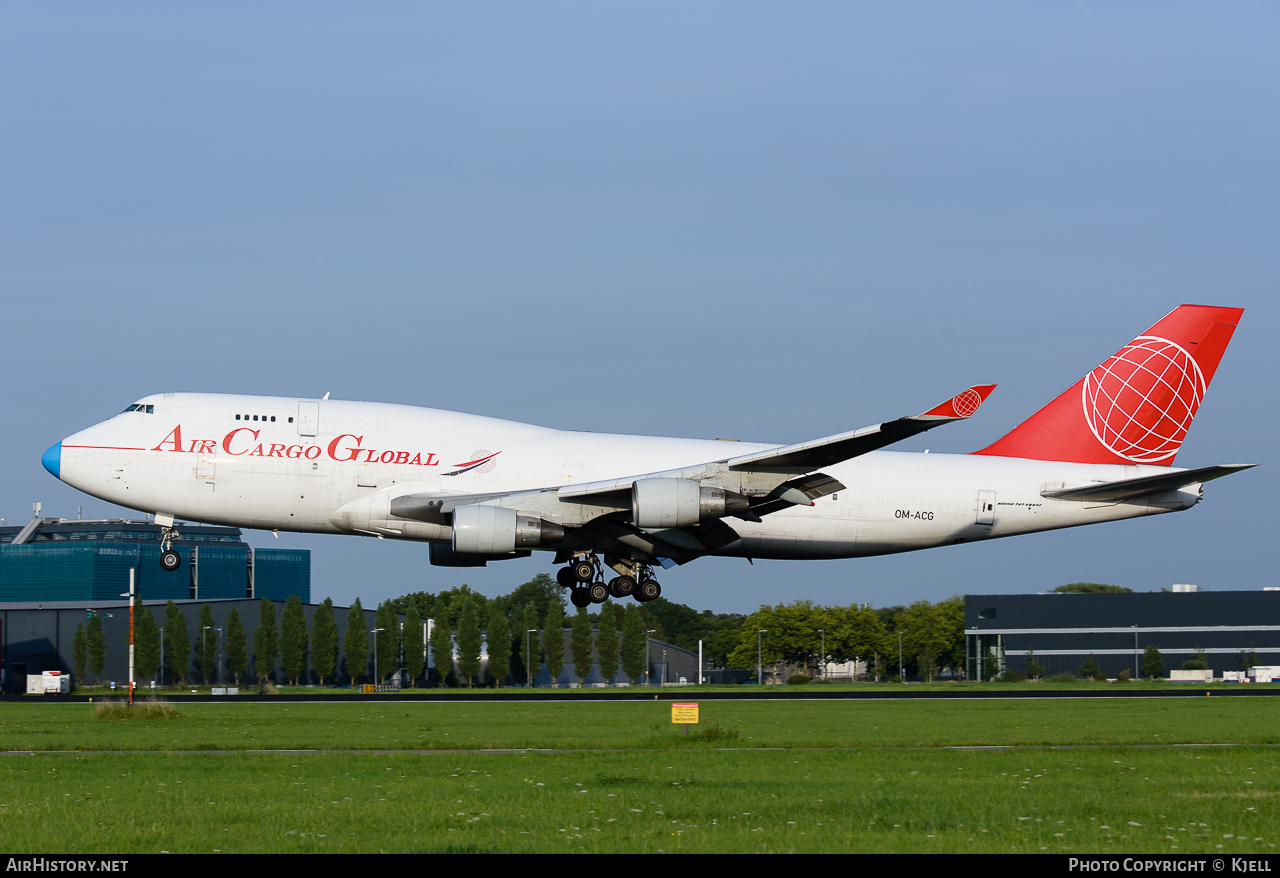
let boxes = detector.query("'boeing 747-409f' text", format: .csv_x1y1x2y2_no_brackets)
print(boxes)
42,305,1252,606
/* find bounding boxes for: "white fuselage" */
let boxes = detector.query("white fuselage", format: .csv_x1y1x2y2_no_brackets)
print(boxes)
51,393,1200,561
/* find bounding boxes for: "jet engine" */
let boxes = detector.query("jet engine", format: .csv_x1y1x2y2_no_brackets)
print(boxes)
630,478,749,528
451,505,566,554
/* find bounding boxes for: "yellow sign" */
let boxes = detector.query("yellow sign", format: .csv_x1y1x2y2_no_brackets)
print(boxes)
362,684,375,694
671,702,699,724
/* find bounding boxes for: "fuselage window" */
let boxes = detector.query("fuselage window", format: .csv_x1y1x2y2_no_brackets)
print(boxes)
235,414,241,420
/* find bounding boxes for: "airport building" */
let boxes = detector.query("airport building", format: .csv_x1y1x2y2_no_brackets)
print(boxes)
0,517,309,603
965,590,1280,680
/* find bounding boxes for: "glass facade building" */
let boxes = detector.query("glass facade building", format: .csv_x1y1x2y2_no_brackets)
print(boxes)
0,519,308,603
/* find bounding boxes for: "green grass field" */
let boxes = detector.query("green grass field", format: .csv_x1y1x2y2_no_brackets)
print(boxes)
0,696,1276,853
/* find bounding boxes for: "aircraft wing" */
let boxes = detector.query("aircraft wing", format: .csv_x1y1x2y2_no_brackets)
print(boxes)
389,384,997,563
724,384,997,472
557,384,998,505
1040,464,1255,503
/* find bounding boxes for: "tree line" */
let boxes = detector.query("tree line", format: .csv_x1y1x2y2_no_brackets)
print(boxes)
69,575,969,687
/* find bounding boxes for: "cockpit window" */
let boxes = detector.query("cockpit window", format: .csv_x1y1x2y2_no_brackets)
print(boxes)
120,404,155,414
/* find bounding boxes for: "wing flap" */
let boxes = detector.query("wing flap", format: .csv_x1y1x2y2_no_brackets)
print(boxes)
1040,464,1255,503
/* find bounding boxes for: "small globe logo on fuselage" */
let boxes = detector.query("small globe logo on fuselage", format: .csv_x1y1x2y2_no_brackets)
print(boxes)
470,450,497,474
1081,336,1205,463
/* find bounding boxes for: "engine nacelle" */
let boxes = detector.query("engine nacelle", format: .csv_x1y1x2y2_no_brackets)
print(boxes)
631,478,749,528
451,505,566,554
430,543,530,567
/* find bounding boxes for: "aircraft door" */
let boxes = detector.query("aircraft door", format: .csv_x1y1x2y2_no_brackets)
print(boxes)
976,490,997,526
196,453,216,480
297,401,319,437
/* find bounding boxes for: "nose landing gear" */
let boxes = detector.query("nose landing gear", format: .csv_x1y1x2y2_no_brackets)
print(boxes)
156,515,182,571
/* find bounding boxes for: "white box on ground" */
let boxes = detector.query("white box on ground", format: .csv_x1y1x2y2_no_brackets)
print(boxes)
27,671,70,694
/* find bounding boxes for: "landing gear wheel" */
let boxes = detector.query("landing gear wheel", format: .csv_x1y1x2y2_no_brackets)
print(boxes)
556,567,576,588
588,582,609,604
636,579,661,602
570,587,592,608
609,576,636,599
160,550,181,572
572,560,595,582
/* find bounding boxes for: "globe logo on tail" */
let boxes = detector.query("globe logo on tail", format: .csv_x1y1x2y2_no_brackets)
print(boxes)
1081,336,1205,463
951,388,984,418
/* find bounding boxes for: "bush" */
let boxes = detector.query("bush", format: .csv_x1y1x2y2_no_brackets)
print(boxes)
995,670,1028,683
889,675,904,685
1079,654,1102,680
692,721,742,741
1048,672,1077,683
1183,647,1209,671
92,697,181,720
1115,669,1132,683
786,674,811,685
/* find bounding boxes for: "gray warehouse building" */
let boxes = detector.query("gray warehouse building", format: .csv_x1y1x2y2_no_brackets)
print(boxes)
966,590,1280,680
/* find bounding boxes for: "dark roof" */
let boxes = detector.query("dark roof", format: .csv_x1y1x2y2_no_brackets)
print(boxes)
0,518,243,546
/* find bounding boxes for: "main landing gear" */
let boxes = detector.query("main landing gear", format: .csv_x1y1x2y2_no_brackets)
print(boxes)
556,556,661,606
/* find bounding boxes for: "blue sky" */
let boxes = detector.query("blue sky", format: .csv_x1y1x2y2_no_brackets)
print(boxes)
2,3,1276,612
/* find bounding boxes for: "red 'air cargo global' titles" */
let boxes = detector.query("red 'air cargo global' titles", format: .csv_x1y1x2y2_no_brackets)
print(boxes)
43,305,1252,606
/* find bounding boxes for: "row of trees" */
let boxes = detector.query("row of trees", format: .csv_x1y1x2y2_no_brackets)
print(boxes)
66,584,662,688
73,596,328,686
395,577,966,684
68,574,971,687
719,597,965,681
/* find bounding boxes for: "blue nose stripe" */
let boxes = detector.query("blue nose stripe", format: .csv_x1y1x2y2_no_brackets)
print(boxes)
42,442,62,480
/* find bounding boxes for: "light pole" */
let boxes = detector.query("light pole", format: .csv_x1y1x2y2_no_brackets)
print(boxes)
426,618,434,684
527,629,538,687
159,626,165,689
202,626,216,686
757,629,768,685
898,630,904,681
817,628,824,682
121,568,136,705
371,628,385,685
646,630,656,686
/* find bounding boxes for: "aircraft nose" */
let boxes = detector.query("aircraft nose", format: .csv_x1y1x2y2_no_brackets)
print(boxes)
41,441,62,480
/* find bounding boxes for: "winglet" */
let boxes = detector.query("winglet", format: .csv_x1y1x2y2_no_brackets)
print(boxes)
918,385,997,420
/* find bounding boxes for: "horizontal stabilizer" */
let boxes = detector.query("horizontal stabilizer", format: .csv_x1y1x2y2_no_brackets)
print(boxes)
727,385,996,472
1040,464,1255,503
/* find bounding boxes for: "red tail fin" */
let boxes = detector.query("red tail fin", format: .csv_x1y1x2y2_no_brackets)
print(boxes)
973,305,1243,466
